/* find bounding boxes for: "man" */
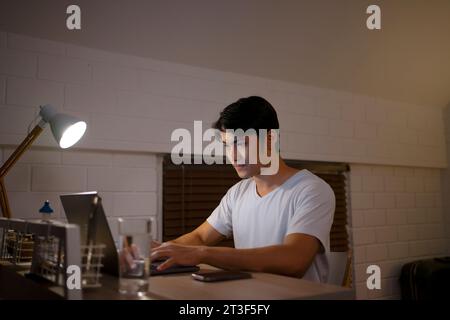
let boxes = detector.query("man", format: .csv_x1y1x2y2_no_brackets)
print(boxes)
151,96,335,282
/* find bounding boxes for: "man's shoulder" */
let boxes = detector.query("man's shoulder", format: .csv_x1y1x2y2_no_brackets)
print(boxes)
291,170,335,200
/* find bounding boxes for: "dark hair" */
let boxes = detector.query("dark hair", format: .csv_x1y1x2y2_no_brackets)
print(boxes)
212,96,279,132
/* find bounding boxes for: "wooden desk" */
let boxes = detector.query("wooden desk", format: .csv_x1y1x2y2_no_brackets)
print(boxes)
0,263,354,300
147,265,354,300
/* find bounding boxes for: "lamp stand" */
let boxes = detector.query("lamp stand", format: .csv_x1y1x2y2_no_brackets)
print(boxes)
0,124,44,218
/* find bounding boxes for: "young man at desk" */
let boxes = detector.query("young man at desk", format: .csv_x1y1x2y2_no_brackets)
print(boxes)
151,96,336,283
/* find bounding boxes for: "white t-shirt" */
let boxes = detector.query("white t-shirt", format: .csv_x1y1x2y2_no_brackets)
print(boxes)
206,169,336,283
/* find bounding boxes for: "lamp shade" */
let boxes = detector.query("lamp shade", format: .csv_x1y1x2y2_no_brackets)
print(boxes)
39,105,87,149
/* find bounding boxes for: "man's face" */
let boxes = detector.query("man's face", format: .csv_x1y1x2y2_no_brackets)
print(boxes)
220,131,261,179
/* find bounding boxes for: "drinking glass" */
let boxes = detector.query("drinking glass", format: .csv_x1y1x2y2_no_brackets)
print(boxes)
117,218,152,297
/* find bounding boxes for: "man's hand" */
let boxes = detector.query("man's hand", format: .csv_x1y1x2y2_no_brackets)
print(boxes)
151,240,162,249
119,240,162,273
150,242,204,271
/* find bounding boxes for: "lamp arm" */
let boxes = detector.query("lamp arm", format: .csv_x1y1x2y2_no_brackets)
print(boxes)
0,122,45,177
0,121,46,218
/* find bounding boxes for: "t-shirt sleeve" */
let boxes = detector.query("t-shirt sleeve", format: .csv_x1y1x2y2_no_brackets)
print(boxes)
206,187,235,238
286,181,336,251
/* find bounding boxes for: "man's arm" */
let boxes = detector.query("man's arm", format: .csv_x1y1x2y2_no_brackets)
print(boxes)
168,221,226,246
152,233,320,278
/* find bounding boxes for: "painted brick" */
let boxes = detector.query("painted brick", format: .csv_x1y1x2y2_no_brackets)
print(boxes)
31,166,86,192
394,167,415,177
7,77,64,107
7,33,65,55
112,193,158,216
408,108,428,130
341,139,367,157
315,97,342,119
415,193,436,208
353,229,376,245
112,153,157,168
372,166,394,176
4,164,30,191
278,112,329,135
405,176,424,192
417,224,444,240
0,48,37,77
91,113,182,145
115,91,204,122
375,226,398,243
408,241,431,257
406,208,427,224
62,150,112,166
377,125,403,143
38,55,92,83
351,211,365,228
329,120,354,138
87,167,157,192
354,122,377,140
0,105,36,135
366,104,387,123
342,100,364,122
353,246,366,263
365,244,388,262
427,207,443,223
350,164,372,176
92,63,138,90
350,175,362,192
362,176,384,192
285,93,315,116
387,242,409,259
396,193,415,208
364,210,386,226
386,209,408,225
424,176,441,192
351,193,374,210
384,176,405,192
398,225,418,241
3,147,61,164
373,194,396,209
64,84,115,113
414,168,433,177
354,263,370,283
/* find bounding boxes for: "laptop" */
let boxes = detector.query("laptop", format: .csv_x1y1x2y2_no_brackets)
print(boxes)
60,191,199,277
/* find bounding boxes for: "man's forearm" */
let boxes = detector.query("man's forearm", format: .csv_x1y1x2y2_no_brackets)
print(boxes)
199,245,308,278
170,231,205,246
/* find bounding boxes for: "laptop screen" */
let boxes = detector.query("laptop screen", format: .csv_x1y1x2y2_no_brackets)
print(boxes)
60,191,118,277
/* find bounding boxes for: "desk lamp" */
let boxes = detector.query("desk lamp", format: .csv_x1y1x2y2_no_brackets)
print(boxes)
0,105,86,218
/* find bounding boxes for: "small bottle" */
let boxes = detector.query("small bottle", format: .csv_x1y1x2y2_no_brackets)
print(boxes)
39,200,54,222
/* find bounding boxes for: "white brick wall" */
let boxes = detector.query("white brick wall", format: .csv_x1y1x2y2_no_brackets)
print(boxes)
0,146,161,240
349,164,448,299
0,31,446,168
0,32,449,300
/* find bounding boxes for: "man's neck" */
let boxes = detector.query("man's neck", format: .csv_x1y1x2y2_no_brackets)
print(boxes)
253,159,299,196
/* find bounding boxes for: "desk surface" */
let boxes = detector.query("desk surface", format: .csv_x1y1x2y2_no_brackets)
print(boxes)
0,263,354,300
146,265,354,300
